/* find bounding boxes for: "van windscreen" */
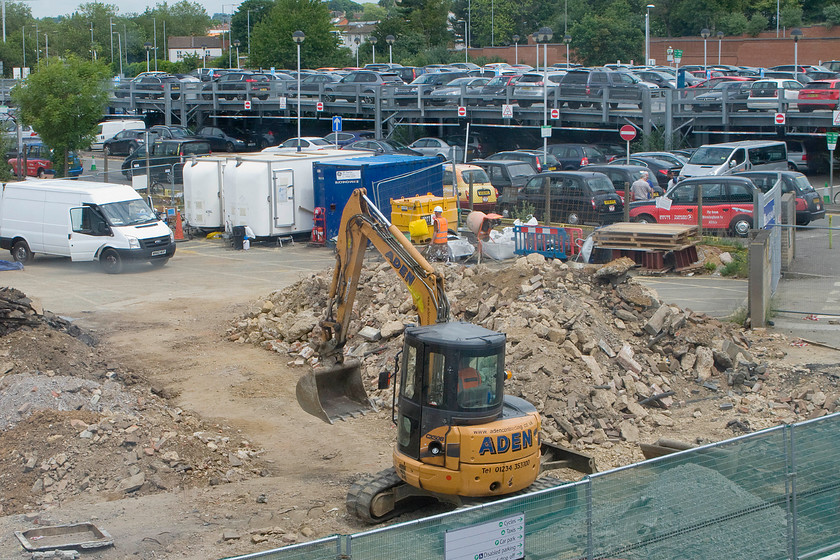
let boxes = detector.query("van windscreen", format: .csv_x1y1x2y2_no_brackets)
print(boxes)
688,146,732,165
99,200,158,227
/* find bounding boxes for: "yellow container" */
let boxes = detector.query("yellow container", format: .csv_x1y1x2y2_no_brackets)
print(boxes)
391,193,458,242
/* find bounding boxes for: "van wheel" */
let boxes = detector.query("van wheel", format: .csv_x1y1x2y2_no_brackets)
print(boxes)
566,212,580,225
100,248,123,274
634,214,656,224
12,240,32,263
225,141,235,152
731,216,752,238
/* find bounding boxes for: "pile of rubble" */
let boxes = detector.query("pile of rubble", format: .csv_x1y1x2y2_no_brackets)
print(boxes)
0,292,269,516
228,254,839,469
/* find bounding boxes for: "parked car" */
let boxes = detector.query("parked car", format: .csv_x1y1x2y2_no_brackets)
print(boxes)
201,72,272,100
486,150,554,173
691,80,754,112
132,74,182,99
736,170,824,225
289,73,342,98
7,141,83,178
393,66,426,83
0,118,38,143
516,171,624,225
408,137,465,161
477,74,521,106
785,140,809,172
322,130,376,147
608,155,677,189
633,69,676,89
518,150,560,171
147,125,193,140
746,79,803,111
392,71,469,106
632,151,688,168
429,77,490,105
266,137,332,152
470,159,537,213
557,69,644,108
796,79,840,112
342,139,422,156
102,129,147,156
546,143,608,169
196,68,231,82
630,176,757,237
581,164,662,200
512,71,566,107
193,126,253,152
442,164,498,213
122,138,211,183
326,71,402,103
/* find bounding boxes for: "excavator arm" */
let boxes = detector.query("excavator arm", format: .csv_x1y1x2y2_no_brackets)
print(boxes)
296,188,449,423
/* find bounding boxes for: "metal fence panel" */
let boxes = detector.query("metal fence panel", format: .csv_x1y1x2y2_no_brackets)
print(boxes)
221,535,340,560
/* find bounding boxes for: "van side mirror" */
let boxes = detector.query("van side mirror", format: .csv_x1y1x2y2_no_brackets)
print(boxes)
728,159,736,168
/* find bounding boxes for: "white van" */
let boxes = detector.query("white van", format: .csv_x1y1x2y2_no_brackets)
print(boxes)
679,140,787,180
0,180,175,273
92,119,145,150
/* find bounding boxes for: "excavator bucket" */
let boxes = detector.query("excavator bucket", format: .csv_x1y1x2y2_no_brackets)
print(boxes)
295,359,373,424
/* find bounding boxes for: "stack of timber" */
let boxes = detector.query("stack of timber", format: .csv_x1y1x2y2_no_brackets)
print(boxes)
591,223,700,272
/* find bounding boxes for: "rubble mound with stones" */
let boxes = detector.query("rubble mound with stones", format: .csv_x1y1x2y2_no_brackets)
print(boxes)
228,254,839,470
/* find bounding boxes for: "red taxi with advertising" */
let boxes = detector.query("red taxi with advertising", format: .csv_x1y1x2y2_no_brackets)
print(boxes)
629,176,757,237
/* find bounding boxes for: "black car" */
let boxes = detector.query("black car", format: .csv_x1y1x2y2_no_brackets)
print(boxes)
516,171,623,225
736,170,825,225
103,129,146,156
201,72,272,100
557,69,644,108
148,125,193,140
342,139,422,156
122,139,211,183
133,75,182,99
608,155,677,189
193,126,253,152
290,73,342,98
546,143,608,169
692,80,754,112
486,150,556,173
581,164,663,200
471,159,537,213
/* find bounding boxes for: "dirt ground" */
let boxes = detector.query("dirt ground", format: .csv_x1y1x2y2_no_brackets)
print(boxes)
0,244,837,560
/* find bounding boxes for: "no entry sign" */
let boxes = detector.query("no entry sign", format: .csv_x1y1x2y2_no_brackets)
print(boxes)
774,112,786,125
619,125,637,141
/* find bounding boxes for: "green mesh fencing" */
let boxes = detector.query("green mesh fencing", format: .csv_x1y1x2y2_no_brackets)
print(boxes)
224,413,840,560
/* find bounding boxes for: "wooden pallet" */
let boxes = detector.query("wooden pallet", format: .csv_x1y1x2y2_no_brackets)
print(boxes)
593,223,698,250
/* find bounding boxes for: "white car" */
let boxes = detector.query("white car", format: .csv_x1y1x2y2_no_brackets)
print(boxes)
408,137,465,161
747,79,803,111
263,137,331,152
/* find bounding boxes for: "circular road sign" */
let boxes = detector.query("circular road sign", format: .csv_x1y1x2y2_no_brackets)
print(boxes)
619,125,637,141
774,112,786,125
457,106,467,117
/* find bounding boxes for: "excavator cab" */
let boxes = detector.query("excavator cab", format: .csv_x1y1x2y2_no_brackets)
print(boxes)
395,322,507,463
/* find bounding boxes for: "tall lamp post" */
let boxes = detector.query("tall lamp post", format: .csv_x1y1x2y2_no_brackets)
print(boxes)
113,32,123,76
700,28,710,75
233,39,240,69
370,35,377,64
386,34,395,65
144,42,152,72
536,26,553,173
354,36,360,67
512,34,519,64
645,4,654,66
292,30,305,151
717,31,724,65
563,33,572,65
791,28,803,80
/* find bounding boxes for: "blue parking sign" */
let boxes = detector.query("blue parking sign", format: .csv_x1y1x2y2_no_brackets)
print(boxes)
332,115,342,132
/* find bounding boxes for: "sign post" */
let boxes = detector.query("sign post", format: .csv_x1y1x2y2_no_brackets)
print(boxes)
332,116,342,149
619,124,636,164
828,132,838,203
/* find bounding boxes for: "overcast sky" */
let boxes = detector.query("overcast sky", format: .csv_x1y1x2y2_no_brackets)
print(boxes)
31,1,240,19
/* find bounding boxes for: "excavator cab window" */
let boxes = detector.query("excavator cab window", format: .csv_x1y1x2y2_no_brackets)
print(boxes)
457,354,500,409
425,351,447,406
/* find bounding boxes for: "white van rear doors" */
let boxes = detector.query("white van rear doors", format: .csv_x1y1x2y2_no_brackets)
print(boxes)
272,169,295,227
69,207,107,261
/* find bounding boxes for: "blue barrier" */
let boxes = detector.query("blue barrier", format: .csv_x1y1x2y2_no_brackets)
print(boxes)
513,225,583,260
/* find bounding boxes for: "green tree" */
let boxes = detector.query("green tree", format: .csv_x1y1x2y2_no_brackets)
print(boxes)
11,56,110,177
569,0,643,65
362,3,386,20
717,12,749,35
231,0,274,55
249,0,343,68
780,4,803,26
327,0,363,14
745,13,769,35
825,3,840,25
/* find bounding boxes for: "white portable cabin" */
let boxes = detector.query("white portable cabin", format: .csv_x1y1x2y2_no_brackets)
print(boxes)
182,150,369,236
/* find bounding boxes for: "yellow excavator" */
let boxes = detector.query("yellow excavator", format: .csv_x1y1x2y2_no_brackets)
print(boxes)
295,188,593,522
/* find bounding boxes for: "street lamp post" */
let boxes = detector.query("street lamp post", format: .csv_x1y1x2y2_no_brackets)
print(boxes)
354,36,360,67
536,26,553,178
645,4,654,66
201,44,207,69
233,39,240,69
717,31,724,65
512,34,519,64
144,42,152,72
370,35,377,64
386,34,394,65
110,17,114,65
791,28,803,81
113,32,122,76
700,28,710,75
467,0,471,62
293,30,305,151
563,33,572,65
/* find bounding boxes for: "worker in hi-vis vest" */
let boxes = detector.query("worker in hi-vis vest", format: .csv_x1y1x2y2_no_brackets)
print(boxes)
428,206,451,262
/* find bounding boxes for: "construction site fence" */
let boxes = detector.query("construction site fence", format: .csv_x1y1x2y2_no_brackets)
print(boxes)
223,412,840,560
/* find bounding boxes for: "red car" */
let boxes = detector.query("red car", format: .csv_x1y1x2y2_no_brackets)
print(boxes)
797,79,840,112
7,142,83,178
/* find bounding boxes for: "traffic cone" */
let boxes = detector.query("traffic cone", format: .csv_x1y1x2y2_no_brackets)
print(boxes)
174,210,184,241
91,158,97,171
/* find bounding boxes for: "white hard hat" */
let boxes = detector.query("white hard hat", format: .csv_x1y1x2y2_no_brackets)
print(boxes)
434,206,443,213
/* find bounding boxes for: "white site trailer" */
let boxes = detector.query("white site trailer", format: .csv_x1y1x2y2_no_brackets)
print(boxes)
182,150,368,236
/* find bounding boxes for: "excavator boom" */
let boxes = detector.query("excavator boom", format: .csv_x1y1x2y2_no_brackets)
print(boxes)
296,188,449,423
